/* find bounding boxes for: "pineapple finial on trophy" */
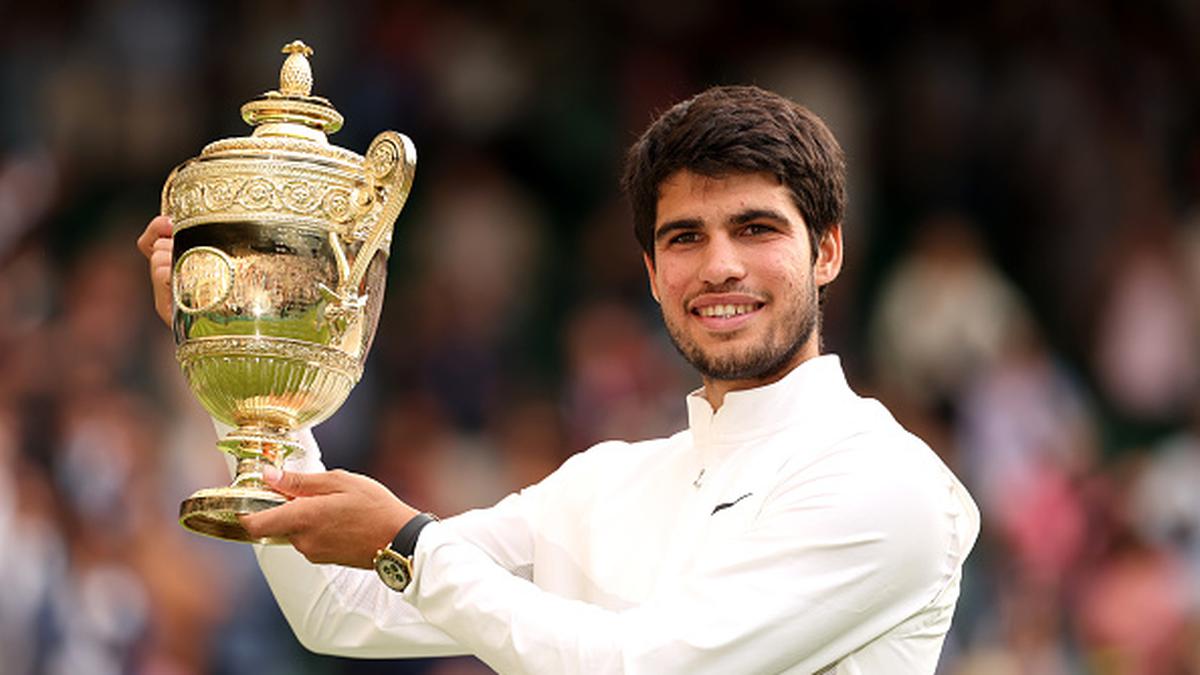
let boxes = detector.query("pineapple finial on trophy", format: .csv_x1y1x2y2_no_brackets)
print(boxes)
241,39,343,139
279,40,315,97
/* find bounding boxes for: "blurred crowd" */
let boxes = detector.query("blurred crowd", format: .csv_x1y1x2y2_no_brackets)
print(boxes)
3,1,1200,674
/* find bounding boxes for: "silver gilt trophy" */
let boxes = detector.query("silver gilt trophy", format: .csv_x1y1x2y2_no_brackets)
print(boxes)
161,40,415,543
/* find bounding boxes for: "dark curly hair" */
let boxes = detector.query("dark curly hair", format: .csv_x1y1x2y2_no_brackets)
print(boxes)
622,85,847,262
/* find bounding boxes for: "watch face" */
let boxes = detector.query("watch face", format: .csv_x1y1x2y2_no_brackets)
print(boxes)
375,550,413,592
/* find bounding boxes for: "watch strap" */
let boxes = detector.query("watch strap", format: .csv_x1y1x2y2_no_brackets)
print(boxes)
392,512,438,558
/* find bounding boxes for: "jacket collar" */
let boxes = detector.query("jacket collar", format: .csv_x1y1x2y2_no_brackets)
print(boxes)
685,354,857,447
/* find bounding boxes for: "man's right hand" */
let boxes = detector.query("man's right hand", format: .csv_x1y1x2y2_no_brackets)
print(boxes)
136,215,174,327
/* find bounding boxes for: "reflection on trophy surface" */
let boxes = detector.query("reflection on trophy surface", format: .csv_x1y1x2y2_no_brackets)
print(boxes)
161,40,415,543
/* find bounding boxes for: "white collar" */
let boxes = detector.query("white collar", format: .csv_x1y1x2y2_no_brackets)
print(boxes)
684,354,856,448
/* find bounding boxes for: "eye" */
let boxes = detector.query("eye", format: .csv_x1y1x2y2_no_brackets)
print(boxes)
668,231,702,245
742,223,776,236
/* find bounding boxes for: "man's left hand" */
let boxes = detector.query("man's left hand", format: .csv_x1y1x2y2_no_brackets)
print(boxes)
241,466,419,569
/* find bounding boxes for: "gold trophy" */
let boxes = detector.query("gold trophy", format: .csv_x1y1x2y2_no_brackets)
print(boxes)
162,41,415,543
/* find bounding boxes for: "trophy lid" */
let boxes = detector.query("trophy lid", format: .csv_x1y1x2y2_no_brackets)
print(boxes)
240,40,344,144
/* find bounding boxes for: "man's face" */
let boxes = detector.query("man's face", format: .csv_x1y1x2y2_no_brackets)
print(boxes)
644,170,842,386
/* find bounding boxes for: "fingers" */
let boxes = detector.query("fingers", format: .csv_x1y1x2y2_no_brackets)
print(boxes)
263,466,348,498
148,235,174,327
138,215,175,327
238,492,368,566
137,215,173,259
150,238,173,282
242,469,416,567
241,499,309,541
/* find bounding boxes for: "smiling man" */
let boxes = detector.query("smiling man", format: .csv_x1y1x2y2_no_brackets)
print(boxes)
140,85,979,674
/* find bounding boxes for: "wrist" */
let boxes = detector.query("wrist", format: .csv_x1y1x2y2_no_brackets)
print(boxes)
373,511,439,593
392,512,438,558
384,503,420,550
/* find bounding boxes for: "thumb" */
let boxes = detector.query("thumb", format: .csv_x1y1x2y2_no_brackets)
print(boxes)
263,465,341,497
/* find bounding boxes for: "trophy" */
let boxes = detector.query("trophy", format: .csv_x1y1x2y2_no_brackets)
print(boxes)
161,41,415,543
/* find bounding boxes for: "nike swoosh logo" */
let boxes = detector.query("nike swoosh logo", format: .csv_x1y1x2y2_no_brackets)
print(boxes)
711,492,753,515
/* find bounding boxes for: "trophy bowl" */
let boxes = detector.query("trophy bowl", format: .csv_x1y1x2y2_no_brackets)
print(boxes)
161,41,415,543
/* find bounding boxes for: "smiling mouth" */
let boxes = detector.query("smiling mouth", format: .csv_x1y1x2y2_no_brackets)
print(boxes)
692,303,764,318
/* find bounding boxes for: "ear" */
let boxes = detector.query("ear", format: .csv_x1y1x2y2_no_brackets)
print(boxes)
813,224,843,288
643,252,660,303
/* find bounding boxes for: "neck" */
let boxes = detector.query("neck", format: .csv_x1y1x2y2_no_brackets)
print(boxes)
701,339,821,410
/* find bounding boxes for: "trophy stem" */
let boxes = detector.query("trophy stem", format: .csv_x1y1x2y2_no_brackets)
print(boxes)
178,426,304,544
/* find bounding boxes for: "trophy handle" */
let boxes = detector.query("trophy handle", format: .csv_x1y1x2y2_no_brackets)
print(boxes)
343,131,416,293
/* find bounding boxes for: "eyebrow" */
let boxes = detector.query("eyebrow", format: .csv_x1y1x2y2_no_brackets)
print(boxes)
730,208,792,226
653,218,703,244
653,208,794,243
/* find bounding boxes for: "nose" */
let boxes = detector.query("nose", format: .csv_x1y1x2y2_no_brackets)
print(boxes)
699,232,746,285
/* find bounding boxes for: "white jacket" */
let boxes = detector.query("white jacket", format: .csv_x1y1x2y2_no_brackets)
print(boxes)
249,355,980,674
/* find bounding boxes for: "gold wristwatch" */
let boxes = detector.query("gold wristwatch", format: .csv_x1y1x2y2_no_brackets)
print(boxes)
373,513,437,592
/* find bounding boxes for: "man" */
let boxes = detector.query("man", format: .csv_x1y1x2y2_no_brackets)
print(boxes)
138,85,979,673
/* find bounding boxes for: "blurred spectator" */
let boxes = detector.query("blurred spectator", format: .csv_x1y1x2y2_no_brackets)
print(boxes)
1075,460,1193,675
957,331,1096,589
1090,228,1200,424
391,156,547,431
869,212,1034,413
491,393,570,490
0,408,65,675
370,392,508,517
0,150,57,258
562,299,689,448
959,580,1078,675
1131,408,1200,611
45,529,149,675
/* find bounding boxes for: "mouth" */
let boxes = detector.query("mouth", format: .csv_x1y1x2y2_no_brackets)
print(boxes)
688,296,766,331
692,303,763,318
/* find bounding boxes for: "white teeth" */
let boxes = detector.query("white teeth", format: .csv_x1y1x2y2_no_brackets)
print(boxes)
698,304,757,318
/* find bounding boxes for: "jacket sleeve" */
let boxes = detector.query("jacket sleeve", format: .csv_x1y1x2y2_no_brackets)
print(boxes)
215,422,541,658
400,442,980,674
254,491,542,656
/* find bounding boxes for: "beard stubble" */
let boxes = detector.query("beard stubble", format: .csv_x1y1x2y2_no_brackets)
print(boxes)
662,277,820,382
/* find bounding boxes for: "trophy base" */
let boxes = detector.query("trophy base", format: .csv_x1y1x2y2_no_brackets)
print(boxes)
179,486,289,544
